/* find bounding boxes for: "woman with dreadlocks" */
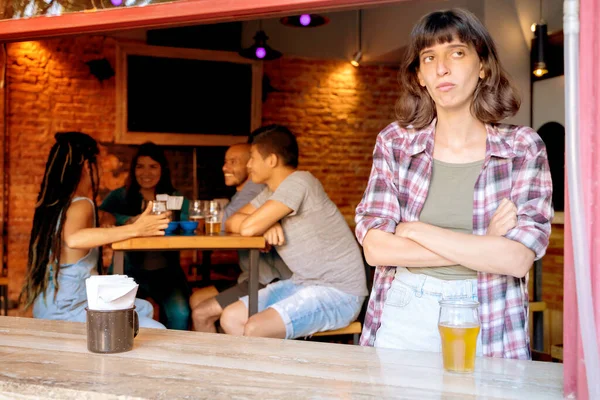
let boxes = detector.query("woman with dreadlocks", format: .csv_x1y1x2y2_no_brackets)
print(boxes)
21,132,167,328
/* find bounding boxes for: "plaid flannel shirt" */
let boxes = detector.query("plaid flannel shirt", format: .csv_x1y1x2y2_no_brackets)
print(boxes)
355,120,553,359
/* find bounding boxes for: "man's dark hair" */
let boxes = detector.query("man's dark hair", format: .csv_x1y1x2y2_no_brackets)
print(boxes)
251,125,299,168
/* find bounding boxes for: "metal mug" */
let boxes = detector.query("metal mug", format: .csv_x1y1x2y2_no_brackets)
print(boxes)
86,306,139,354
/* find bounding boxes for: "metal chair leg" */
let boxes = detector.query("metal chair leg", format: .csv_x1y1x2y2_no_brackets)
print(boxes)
201,250,212,285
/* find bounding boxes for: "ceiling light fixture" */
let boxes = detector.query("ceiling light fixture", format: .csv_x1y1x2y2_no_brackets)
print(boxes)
280,14,330,28
350,51,362,68
350,10,362,67
239,21,282,61
532,0,549,77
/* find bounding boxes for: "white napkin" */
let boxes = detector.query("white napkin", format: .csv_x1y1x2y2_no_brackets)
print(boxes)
156,193,169,202
156,194,183,211
166,196,183,211
85,275,139,311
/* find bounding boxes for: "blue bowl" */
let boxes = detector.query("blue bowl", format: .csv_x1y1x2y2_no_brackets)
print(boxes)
165,221,180,234
179,220,199,233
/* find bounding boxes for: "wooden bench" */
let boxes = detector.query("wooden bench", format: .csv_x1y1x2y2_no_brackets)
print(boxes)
309,255,372,345
312,321,362,344
551,344,563,361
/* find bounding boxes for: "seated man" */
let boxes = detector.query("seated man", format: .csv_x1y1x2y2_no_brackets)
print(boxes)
190,139,291,333
221,125,367,339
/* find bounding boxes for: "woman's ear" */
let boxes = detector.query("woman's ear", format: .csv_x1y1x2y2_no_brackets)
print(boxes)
417,70,426,87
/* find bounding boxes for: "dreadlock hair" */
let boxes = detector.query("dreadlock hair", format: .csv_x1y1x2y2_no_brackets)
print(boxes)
21,132,100,309
124,142,175,214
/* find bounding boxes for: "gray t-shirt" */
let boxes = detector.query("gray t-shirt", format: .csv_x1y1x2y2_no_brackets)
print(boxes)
220,179,291,284
237,248,292,285
251,171,367,297
222,180,266,232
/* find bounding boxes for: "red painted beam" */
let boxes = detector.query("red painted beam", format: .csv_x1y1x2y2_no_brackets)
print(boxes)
0,0,405,42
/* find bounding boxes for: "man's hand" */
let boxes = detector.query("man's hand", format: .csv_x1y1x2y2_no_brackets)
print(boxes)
487,198,518,236
263,222,285,246
261,243,273,253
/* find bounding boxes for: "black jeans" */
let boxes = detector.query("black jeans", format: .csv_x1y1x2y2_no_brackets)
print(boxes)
126,257,191,330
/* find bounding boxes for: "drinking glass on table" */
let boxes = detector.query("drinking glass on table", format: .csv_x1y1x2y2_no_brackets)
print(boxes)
151,200,167,216
141,199,148,213
188,200,206,235
205,201,222,235
438,299,480,373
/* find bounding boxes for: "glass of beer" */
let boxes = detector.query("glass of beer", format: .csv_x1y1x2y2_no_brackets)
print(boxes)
438,299,480,373
188,200,206,235
205,201,222,235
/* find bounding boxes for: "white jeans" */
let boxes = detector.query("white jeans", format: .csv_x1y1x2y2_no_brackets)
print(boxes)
374,267,482,355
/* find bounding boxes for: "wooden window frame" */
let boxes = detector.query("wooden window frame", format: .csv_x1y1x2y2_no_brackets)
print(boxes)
0,0,402,42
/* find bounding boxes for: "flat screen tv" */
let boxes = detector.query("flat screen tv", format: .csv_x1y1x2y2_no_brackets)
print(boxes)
115,43,262,146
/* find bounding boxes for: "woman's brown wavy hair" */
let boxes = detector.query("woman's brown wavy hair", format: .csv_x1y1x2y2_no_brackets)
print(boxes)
396,8,520,129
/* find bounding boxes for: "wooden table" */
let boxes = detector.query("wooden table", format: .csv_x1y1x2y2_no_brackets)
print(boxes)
0,317,563,399
111,234,265,316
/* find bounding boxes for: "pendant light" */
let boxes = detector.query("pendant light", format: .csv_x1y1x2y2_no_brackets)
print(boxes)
239,21,282,61
532,0,549,77
280,14,329,28
350,10,362,67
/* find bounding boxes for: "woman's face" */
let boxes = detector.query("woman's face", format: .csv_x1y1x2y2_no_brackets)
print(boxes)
416,38,484,113
135,156,161,190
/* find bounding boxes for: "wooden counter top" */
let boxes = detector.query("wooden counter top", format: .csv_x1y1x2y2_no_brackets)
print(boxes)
0,317,563,399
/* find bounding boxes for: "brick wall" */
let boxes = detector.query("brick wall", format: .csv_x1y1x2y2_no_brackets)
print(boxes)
2,35,565,317
3,37,202,301
6,38,116,303
0,46,5,280
3,37,236,302
262,58,398,221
